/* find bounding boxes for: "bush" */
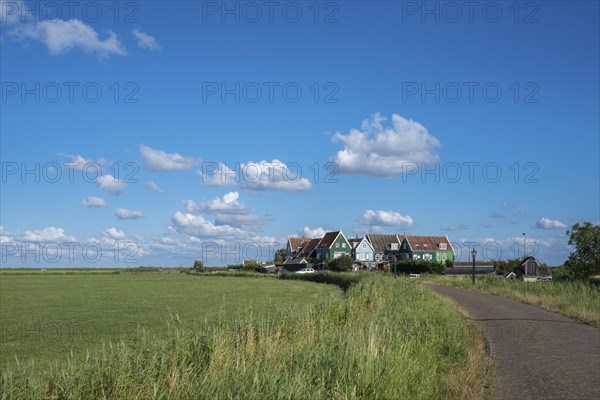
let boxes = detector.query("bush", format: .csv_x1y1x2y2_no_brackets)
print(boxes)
279,271,365,291
328,255,354,272
395,259,444,275
193,260,204,271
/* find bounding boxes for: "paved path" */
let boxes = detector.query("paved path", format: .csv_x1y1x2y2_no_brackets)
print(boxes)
430,285,600,400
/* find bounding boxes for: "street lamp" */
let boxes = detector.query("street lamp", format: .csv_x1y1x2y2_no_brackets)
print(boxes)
471,247,477,285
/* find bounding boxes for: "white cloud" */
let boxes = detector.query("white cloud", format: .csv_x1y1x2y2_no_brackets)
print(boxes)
103,227,126,240
184,191,250,214
139,145,199,172
82,196,107,208
535,217,567,230
132,29,161,50
116,208,144,220
300,226,328,238
10,19,126,57
331,113,442,177
358,209,414,228
501,202,515,209
21,227,76,242
241,160,312,192
57,153,106,170
145,180,164,193
197,163,239,186
214,213,263,227
170,211,245,238
97,175,127,193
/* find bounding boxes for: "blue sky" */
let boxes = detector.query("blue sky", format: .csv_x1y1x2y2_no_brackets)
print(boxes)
1,0,598,267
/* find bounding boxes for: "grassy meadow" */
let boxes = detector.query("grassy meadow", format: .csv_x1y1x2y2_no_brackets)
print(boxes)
0,270,339,369
1,270,485,399
426,276,600,327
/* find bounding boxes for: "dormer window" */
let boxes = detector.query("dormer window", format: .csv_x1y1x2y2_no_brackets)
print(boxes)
424,244,429,248
390,243,398,251
415,244,420,248
439,243,447,250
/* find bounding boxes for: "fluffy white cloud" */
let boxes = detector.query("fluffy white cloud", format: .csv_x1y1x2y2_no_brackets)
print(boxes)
21,227,76,242
57,153,106,170
197,163,239,186
132,29,161,50
10,19,126,57
82,196,107,208
184,191,250,214
103,227,126,240
358,210,414,228
535,217,567,230
331,113,442,177
139,145,199,172
145,180,164,193
170,211,245,238
116,208,144,220
97,175,127,193
300,226,328,238
214,213,263,227
241,160,312,192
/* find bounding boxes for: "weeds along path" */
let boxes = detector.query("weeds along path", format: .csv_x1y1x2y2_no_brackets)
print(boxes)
430,285,600,400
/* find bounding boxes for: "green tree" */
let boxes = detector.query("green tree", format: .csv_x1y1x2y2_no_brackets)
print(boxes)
328,255,354,272
564,222,600,280
193,260,204,271
274,248,287,264
243,261,260,271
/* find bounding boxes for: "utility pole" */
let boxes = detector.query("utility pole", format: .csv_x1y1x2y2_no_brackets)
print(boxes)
522,232,527,259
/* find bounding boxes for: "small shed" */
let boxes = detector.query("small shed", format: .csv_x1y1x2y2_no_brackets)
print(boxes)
520,256,540,277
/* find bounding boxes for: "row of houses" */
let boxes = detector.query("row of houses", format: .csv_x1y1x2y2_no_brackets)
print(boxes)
284,231,455,270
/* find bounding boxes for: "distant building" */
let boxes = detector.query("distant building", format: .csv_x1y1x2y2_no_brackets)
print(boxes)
314,231,351,264
348,237,376,269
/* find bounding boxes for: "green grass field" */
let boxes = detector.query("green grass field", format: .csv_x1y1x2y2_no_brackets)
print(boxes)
0,270,339,369
1,271,485,399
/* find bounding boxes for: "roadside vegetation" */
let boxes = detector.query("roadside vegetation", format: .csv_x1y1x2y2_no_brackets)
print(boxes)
1,274,485,399
427,276,600,327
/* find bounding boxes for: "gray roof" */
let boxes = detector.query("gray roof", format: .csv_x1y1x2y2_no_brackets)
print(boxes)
366,234,400,253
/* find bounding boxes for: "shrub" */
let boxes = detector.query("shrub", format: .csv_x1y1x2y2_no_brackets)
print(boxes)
395,259,444,275
328,255,354,272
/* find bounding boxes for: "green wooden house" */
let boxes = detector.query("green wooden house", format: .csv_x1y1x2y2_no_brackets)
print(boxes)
314,231,352,262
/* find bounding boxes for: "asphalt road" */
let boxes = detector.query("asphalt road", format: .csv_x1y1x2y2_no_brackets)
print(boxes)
430,285,600,400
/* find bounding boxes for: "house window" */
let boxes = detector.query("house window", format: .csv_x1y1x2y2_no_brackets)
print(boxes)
390,243,398,251
423,244,429,248
415,244,420,248
335,243,339,248
403,242,407,249
413,254,419,260
439,243,447,250
423,254,432,261
366,254,369,260
342,243,346,248
362,244,366,248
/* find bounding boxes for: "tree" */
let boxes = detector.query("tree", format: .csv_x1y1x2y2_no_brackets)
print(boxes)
274,248,287,264
328,255,354,272
193,260,204,271
243,260,260,271
564,222,600,280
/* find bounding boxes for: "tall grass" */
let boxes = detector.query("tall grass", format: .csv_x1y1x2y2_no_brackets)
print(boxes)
429,276,600,327
1,276,484,399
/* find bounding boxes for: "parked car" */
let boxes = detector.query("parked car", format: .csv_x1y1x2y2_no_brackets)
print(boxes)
296,268,315,274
